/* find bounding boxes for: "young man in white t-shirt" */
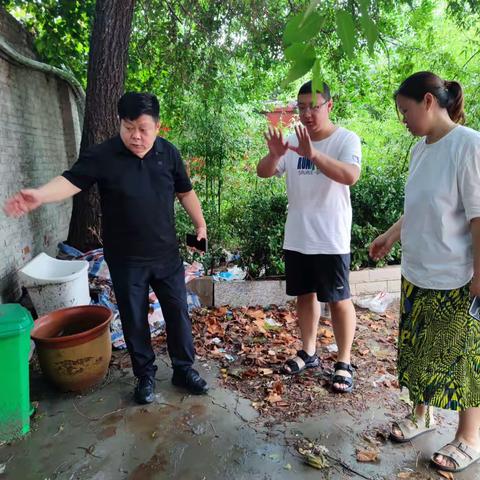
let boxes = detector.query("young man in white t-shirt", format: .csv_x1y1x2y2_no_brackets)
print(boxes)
257,81,361,393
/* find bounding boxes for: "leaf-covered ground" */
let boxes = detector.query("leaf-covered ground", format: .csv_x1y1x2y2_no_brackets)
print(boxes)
147,302,406,423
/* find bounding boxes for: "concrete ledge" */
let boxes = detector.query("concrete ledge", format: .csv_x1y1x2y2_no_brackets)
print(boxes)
216,279,294,307
187,265,401,308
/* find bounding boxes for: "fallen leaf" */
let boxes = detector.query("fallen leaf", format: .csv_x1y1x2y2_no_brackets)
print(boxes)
248,309,265,320
318,327,334,338
282,312,296,324
206,318,224,336
242,368,258,378
396,472,428,479
253,319,267,334
356,447,379,462
227,367,244,379
304,452,329,470
215,306,228,316
266,392,282,403
271,380,284,394
437,471,454,480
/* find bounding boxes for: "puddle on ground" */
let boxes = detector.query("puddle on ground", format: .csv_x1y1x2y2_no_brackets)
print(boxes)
129,447,168,480
188,404,207,416
125,405,178,438
96,425,117,440
101,411,125,427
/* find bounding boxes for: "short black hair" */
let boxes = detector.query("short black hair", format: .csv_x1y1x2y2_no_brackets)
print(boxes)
117,92,159,121
298,80,331,101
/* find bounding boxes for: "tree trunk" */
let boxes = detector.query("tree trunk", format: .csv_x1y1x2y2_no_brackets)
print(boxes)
67,0,135,251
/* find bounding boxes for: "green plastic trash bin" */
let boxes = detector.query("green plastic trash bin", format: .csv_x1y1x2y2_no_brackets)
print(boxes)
0,304,34,442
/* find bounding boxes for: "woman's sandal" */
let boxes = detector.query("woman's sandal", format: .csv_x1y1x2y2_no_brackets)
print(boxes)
331,361,354,393
283,350,320,375
431,440,480,473
390,414,436,443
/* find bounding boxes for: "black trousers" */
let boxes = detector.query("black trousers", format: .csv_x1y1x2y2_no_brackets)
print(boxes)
108,258,195,377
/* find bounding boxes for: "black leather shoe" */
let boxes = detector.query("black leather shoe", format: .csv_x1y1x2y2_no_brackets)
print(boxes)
172,368,209,395
134,375,155,404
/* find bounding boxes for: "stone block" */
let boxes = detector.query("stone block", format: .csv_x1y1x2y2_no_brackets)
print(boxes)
369,266,401,282
349,269,370,284
214,279,294,308
387,279,402,292
354,281,388,295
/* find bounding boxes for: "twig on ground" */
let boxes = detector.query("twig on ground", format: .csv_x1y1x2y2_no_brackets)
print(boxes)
72,400,97,422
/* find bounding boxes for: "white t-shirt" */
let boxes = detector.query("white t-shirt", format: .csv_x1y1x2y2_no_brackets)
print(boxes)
275,127,362,254
401,125,480,289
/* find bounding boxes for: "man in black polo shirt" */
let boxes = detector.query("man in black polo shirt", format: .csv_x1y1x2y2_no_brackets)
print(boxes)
4,92,209,403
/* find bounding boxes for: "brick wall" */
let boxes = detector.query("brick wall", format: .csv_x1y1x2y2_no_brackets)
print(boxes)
349,265,401,296
0,9,82,302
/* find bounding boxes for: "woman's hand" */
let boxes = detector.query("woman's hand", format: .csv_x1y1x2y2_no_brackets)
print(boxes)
369,232,396,261
470,274,480,297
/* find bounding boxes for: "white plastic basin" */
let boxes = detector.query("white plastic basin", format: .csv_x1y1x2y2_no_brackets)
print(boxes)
18,253,90,317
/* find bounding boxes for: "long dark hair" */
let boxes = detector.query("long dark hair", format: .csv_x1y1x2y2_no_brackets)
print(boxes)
395,71,465,124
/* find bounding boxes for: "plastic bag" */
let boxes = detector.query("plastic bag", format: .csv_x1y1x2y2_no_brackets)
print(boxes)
355,291,394,314
213,265,246,282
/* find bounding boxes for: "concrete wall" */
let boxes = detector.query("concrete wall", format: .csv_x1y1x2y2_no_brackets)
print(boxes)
187,265,402,308
0,8,82,302
349,265,401,296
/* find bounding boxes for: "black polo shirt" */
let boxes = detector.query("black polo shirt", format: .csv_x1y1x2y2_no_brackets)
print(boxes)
62,135,192,267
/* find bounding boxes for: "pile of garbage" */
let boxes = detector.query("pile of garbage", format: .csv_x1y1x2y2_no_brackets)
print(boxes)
58,243,203,349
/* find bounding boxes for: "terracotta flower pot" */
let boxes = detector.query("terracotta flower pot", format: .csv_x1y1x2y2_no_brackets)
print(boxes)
31,305,112,392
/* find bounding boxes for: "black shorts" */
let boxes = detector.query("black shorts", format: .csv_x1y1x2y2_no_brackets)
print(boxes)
284,250,351,303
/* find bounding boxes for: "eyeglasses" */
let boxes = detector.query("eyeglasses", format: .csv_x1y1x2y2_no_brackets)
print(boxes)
295,99,329,114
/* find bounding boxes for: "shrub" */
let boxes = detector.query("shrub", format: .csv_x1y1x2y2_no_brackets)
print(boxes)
350,164,406,269
177,164,406,278
229,190,287,278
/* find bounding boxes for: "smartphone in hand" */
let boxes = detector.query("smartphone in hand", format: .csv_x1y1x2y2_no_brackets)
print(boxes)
186,233,208,253
470,296,480,321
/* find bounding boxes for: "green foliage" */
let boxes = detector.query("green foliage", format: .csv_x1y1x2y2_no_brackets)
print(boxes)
216,161,406,278
350,165,407,269
4,0,480,278
335,10,356,58
283,12,324,45
229,190,287,279
1,0,94,85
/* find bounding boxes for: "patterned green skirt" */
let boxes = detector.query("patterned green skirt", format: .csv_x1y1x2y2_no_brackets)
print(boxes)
398,277,480,411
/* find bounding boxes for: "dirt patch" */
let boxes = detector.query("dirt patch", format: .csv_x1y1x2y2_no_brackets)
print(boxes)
96,425,117,440
112,302,407,422
129,448,168,480
189,302,404,421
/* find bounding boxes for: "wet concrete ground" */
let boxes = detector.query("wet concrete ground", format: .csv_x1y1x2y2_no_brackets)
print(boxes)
1,357,479,480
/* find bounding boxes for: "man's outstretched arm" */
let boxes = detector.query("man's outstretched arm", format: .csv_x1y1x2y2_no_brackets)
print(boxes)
3,176,80,217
